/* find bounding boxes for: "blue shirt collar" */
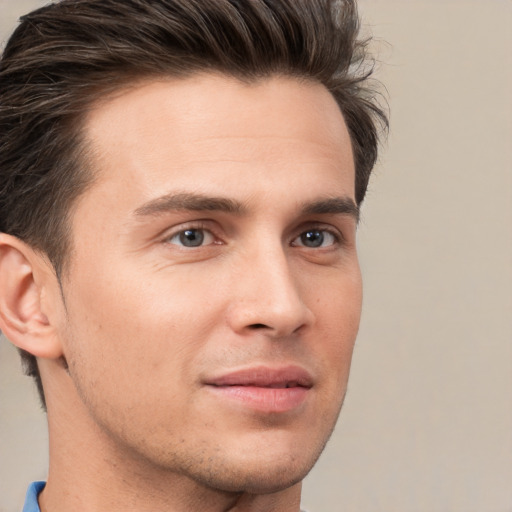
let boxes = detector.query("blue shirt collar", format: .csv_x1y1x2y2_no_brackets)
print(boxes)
22,481,45,512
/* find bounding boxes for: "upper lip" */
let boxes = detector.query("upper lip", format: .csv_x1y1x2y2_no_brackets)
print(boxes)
204,365,314,389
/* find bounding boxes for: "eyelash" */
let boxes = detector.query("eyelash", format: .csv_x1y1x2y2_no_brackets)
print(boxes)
291,224,343,249
161,222,344,249
162,222,220,248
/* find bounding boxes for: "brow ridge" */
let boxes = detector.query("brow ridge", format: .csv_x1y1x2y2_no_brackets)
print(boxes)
134,192,246,217
301,197,359,221
134,191,359,222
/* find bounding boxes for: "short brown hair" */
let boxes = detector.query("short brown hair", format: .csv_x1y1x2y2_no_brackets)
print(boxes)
0,0,387,407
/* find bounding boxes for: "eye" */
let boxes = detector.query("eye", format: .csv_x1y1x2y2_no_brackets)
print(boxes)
167,228,215,247
292,229,338,248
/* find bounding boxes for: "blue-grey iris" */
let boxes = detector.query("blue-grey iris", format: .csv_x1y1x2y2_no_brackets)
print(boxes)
180,229,204,247
301,230,324,248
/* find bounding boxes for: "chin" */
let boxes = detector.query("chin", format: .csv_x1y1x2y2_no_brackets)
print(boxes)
197,460,312,495
180,441,325,495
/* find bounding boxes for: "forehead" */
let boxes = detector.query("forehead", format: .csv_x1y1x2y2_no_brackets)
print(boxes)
87,73,347,136
85,73,352,163
79,73,355,215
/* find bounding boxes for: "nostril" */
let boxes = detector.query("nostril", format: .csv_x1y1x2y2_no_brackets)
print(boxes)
248,323,268,330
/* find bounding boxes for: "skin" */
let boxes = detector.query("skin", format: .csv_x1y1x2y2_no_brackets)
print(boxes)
3,74,362,512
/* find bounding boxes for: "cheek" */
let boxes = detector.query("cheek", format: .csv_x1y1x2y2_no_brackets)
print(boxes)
60,258,228,399
315,261,362,326
314,269,362,381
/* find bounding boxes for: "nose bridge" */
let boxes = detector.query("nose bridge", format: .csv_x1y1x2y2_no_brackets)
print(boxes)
228,238,313,336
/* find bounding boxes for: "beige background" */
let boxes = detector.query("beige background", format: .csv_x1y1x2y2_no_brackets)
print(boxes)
1,0,511,511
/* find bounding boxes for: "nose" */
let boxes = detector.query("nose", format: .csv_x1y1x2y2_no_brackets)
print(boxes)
226,245,314,338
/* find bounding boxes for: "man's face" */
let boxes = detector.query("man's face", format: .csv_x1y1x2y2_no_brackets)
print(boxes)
56,74,362,493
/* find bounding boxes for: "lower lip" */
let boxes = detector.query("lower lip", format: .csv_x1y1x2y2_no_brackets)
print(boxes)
206,385,309,413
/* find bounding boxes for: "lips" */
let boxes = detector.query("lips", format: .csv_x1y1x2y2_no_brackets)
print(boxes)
204,366,313,413
206,365,313,387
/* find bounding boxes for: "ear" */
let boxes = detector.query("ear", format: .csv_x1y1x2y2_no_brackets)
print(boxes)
0,233,63,359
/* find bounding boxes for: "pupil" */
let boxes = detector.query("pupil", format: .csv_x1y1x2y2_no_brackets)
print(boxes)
180,229,204,247
302,230,323,247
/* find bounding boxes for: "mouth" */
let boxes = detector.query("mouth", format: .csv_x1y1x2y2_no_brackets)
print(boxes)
204,366,313,413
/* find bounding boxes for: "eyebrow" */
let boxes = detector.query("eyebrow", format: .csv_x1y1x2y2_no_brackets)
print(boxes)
134,192,359,221
300,197,360,222
134,192,247,217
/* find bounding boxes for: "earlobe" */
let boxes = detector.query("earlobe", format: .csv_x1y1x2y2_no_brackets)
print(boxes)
0,234,63,359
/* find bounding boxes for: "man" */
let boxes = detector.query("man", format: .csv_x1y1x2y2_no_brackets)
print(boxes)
0,0,386,511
